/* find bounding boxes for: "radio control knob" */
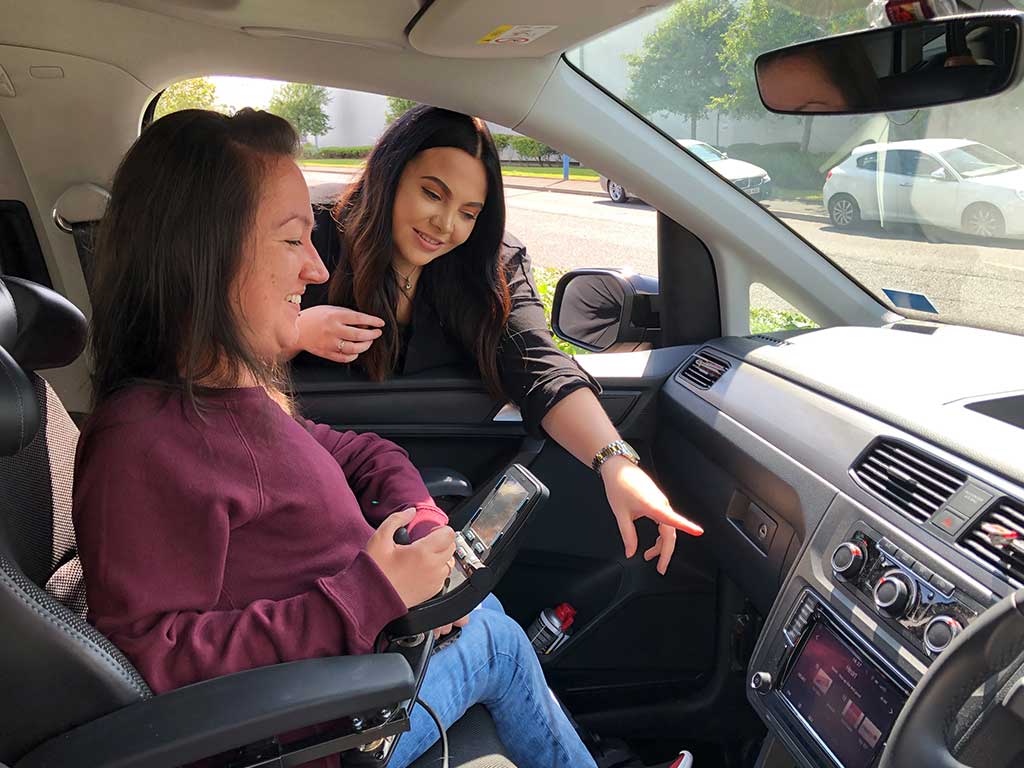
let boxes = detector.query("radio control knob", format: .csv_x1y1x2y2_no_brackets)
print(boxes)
924,616,963,655
750,671,772,692
831,542,866,580
873,574,912,618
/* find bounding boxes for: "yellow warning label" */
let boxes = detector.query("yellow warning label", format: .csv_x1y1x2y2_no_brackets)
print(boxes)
477,25,514,44
477,24,557,45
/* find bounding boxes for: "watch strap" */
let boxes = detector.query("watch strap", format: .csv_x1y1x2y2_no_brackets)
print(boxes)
591,440,640,474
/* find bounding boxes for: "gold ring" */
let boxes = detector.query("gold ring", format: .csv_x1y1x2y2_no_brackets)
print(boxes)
338,339,345,353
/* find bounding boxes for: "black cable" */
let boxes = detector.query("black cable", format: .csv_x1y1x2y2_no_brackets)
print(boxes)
416,697,449,768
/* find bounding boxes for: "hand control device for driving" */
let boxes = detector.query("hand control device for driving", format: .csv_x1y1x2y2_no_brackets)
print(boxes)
386,463,548,638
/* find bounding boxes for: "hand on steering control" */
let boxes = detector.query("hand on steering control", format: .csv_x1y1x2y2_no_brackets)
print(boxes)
601,456,703,576
366,509,456,608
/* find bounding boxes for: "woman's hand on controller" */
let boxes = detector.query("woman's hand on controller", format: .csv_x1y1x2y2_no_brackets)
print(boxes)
296,305,384,363
367,509,456,608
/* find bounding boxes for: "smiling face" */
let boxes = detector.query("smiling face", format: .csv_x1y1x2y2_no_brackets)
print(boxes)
390,146,488,272
234,155,328,366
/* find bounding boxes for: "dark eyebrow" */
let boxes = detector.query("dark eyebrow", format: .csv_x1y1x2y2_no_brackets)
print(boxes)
422,176,484,209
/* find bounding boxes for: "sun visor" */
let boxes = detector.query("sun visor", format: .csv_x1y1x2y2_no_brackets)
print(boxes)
408,0,671,59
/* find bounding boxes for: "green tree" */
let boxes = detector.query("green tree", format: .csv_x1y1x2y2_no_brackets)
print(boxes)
625,0,737,140
714,0,861,150
385,97,418,123
154,77,218,120
268,83,332,147
509,136,558,164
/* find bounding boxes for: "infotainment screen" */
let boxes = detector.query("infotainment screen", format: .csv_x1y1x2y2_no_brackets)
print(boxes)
781,623,906,768
467,474,531,548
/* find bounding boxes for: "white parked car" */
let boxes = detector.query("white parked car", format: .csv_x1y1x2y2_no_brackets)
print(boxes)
600,139,772,203
824,138,1024,238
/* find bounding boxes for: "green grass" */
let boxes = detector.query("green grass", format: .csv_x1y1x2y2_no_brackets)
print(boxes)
750,307,818,334
300,159,366,167
771,187,824,204
501,166,600,181
300,160,600,181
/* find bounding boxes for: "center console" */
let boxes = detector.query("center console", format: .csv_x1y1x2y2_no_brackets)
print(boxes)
747,493,997,768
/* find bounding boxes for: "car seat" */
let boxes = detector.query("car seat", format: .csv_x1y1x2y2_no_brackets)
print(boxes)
0,274,514,767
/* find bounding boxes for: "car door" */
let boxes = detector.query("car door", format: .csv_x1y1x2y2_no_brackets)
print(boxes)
291,208,733,737
881,150,917,223
902,151,959,229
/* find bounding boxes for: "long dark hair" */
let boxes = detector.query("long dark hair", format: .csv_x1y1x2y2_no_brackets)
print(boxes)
327,105,511,397
90,108,300,407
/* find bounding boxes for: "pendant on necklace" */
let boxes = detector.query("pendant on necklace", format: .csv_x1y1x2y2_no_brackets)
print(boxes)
404,278,412,291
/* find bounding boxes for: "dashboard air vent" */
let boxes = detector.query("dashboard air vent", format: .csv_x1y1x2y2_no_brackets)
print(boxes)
852,440,966,524
677,352,730,390
959,498,1024,587
746,334,788,346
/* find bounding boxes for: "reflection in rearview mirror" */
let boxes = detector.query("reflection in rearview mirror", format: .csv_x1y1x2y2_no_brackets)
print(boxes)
756,13,1021,115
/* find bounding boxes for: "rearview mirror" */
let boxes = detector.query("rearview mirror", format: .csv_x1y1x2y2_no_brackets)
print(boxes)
756,13,1021,115
551,269,659,353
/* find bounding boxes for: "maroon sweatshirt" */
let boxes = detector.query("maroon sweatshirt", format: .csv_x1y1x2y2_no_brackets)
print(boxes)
72,384,447,697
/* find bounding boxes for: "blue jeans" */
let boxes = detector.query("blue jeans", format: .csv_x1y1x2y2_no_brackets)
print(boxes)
388,595,596,768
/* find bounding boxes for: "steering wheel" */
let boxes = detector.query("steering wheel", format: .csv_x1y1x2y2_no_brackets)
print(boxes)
880,587,1024,768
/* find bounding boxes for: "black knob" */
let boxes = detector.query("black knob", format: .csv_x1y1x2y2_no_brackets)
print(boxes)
750,671,772,692
924,616,962,655
873,574,912,618
831,542,866,580
393,527,411,545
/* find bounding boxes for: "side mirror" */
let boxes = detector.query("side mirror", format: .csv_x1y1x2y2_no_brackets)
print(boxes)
551,268,660,353
931,167,952,181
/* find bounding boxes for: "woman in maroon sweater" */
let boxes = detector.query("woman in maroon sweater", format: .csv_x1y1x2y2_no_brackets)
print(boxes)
73,108,596,768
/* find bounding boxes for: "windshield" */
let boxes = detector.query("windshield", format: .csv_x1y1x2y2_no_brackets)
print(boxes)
940,144,1021,178
685,142,725,163
568,1,1024,336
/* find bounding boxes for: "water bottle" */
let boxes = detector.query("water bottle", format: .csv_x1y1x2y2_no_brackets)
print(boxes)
527,602,576,655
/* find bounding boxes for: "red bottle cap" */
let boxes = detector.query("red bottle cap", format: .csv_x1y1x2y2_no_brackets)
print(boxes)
554,603,576,630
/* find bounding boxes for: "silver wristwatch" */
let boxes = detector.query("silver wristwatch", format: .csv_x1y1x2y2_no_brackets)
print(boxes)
591,440,640,474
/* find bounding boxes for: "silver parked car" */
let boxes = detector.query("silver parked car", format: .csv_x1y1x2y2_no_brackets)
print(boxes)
823,138,1024,239
601,139,772,203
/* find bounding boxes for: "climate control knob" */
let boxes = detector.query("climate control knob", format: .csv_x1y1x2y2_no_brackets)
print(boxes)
873,573,913,619
924,616,963,655
831,542,866,580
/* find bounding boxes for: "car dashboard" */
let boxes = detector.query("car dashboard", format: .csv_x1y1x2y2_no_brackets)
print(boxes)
650,322,1024,768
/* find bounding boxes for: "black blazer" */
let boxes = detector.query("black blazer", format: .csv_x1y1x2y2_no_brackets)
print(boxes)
299,207,599,435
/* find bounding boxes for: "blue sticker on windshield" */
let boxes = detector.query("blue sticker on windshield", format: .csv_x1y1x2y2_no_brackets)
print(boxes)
882,289,938,314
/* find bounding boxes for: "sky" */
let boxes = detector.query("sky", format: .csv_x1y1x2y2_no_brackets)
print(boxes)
210,76,285,110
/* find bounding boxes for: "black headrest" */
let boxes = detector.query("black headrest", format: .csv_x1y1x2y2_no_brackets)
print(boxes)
0,277,87,371
0,344,39,457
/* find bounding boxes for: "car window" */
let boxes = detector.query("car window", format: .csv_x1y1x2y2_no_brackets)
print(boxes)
884,150,940,178
856,153,877,171
567,1,1024,336
686,142,726,163
152,78,660,354
939,143,1021,178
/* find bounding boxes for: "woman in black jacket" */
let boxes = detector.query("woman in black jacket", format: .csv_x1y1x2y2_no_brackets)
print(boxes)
294,105,702,573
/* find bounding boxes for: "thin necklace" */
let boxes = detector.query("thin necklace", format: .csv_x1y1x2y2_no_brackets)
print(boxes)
393,264,418,293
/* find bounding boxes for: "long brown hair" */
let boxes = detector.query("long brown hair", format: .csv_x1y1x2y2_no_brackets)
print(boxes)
327,106,511,397
90,108,300,407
